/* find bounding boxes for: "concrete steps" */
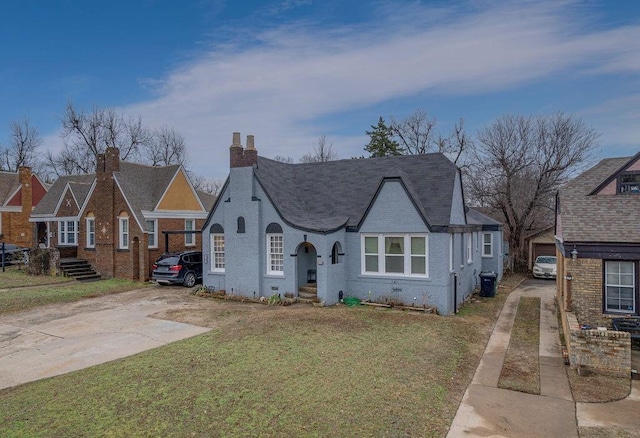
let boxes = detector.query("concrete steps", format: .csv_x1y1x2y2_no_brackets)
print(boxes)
60,259,101,281
298,284,319,303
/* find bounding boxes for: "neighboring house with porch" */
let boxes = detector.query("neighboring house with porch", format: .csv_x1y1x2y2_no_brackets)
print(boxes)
555,152,640,375
201,133,503,315
0,167,48,248
30,147,215,280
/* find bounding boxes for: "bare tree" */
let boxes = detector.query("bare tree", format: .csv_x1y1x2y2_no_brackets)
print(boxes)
48,102,153,176
390,109,436,155
0,118,42,171
190,174,223,196
144,126,189,167
389,110,471,164
468,113,599,270
273,155,294,164
299,135,338,163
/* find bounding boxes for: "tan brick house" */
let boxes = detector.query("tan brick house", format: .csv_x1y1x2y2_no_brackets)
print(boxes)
0,167,48,248
555,152,640,374
30,148,215,280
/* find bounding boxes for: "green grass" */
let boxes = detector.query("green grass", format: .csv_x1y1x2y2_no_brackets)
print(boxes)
498,296,541,394
0,267,73,289
0,276,523,437
0,276,149,315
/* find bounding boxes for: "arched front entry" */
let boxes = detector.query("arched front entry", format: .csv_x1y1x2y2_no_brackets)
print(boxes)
296,242,318,301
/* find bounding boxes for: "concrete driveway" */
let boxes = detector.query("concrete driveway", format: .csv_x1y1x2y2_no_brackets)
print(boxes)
0,285,212,389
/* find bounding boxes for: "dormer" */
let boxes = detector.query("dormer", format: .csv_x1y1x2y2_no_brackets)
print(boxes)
589,151,640,196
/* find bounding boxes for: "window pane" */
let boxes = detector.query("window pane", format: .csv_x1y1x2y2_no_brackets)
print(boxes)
620,274,634,286
385,256,404,273
411,237,425,255
385,237,404,255
365,255,378,272
620,262,634,274
411,256,426,274
365,236,378,254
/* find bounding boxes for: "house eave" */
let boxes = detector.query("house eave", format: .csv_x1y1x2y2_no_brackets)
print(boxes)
557,240,640,260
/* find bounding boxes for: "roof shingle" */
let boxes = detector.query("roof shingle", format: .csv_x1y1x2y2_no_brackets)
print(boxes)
558,156,640,243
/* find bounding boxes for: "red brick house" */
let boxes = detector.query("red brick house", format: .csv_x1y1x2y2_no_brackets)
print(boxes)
0,167,48,247
555,152,640,375
30,148,215,280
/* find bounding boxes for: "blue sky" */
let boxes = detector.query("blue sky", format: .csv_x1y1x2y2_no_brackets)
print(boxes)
1,0,639,180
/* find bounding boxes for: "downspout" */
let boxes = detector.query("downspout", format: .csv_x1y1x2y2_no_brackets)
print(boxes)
453,272,458,314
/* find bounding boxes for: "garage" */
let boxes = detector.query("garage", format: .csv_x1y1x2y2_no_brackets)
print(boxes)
527,227,556,270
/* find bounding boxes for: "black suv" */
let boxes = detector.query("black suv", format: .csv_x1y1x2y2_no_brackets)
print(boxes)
152,250,202,287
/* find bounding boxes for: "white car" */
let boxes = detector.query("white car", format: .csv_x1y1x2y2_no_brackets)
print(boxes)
533,256,557,279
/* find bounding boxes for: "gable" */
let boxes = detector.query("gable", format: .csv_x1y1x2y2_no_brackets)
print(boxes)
156,169,203,211
6,186,21,206
590,152,640,195
359,180,428,233
449,171,466,225
55,185,80,217
31,174,48,206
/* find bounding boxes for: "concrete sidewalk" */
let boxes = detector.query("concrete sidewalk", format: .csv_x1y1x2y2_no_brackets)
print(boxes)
448,280,577,437
448,279,640,437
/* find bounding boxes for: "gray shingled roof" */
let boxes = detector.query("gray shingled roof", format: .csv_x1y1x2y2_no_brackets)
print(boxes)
115,162,181,229
254,153,460,232
467,207,503,228
0,171,20,206
558,156,640,243
31,163,213,230
31,174,95,216
196,190,217,211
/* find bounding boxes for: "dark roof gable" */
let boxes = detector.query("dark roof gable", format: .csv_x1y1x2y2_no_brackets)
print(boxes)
253,153,460,233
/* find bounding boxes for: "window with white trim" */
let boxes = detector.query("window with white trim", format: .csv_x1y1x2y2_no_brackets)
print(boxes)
361,234,428,277
605,261,636,313
467,233,473,263
211,234,225,272
58,220,78,245
482,233,493,257
185,219,196,246
86,217,95,248
146,220,157,248
119,216,129,249
267,234,284,275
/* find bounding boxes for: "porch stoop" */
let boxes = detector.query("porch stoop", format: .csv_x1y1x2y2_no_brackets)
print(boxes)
298,284,319,303
59,258,102,281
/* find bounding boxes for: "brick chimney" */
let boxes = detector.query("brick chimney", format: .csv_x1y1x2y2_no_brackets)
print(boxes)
229,132,258,168
97,147,120,174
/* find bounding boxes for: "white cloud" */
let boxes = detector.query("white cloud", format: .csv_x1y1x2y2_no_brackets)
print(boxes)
43,0,640,179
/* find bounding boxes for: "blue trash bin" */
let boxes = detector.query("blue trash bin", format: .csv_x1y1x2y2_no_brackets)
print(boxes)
479,272,497,297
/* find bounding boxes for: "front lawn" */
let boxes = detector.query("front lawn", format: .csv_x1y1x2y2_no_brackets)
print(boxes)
0,270,149,315
0,266,72,289
0,275,524,437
